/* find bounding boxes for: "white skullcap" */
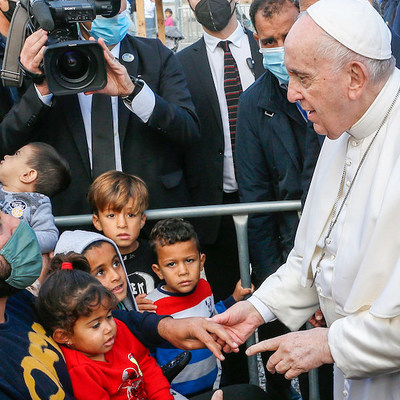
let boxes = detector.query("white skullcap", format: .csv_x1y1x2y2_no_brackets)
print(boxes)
307,0,392,60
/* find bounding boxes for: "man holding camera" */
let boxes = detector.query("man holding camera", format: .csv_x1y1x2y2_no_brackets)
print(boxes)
0,0,200,222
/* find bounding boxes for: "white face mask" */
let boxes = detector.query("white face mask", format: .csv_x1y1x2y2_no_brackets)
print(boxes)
259,44,290,84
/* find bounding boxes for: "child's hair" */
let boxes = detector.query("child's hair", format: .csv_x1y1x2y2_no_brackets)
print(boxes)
48,252,91,277
149,218,201,254
36,269,118,335
82,240,107,255
165,7,172,14
27,142,71,197
87,170,149,215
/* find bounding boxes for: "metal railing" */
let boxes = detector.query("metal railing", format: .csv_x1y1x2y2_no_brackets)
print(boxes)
55,200,321,399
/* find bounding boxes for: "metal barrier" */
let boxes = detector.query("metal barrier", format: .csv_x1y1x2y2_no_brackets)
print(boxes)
55,200,321,399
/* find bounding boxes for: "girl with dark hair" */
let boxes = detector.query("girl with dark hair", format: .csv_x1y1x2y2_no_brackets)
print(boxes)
36,267,173,400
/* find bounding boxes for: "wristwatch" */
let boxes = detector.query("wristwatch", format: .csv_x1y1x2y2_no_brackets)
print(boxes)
122,75,145,106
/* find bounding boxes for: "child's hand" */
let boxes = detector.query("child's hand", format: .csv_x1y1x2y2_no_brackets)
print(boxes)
308,308,327,328
232,279,254,302
136,293,157,313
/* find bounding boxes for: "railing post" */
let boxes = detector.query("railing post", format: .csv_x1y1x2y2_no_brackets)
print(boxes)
306,322,320,400
232,214,259,386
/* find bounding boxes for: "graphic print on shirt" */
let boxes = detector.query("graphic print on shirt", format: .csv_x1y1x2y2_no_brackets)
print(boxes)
128,272,155,296
21,322,66,399
9,200,27,218
117,353,147,399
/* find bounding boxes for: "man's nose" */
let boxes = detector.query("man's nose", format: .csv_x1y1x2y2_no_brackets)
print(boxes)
287,78,303,104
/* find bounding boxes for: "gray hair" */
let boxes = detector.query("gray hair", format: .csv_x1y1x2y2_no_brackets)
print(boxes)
315,26,395,85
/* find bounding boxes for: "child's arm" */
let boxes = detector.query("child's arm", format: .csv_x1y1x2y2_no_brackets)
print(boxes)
215,280,254,314
30,198,59,253
232,279,254,302
136,293,158,313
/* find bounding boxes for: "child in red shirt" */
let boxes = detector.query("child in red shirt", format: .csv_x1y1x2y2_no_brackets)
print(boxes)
36,266,173,400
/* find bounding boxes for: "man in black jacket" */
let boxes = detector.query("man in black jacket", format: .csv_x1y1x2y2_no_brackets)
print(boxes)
177,0,264,385
0,0,199,222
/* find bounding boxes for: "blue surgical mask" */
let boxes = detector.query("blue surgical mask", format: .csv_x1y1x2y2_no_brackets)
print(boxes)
1,221,42,289
89,11,130,46
259,45,290,84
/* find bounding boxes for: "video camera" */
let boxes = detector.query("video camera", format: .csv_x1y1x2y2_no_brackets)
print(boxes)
1,0,120,95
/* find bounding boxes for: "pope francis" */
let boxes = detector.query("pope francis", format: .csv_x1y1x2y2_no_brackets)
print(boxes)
213,0,400,399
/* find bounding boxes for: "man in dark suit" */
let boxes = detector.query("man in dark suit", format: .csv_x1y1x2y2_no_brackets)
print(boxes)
177,0,263,303
176,0,264,385
235,0,324,398
0,0,199,222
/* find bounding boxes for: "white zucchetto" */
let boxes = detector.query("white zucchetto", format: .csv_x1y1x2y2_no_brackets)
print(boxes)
307,0,392,60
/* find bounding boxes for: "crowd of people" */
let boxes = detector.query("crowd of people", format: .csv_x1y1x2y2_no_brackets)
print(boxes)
1,0,400,399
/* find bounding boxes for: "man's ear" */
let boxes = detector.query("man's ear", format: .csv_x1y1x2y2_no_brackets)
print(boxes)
347,61,368,101
140,213,146,229
20,169,37,184
152,263,164,280
52,328,71,346
92,214,102,232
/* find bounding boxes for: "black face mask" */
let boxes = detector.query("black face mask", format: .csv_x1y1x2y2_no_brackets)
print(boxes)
193,0,236,32
1,0,16,22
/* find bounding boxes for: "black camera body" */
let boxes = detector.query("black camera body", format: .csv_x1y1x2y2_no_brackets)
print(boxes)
31,0,120,95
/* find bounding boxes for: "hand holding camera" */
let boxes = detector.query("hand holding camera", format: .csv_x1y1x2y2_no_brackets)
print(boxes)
3,0,124,95
19,28,50,95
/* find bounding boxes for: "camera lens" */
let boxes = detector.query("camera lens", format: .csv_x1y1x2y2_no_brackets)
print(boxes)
44,40,107,95
57,49,90,82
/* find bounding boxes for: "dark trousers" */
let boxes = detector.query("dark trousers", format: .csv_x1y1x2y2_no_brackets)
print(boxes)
258,320,297,399
201,191,249,385
259,321,333,400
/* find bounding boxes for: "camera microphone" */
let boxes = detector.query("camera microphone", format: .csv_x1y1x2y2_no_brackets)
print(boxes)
30,0,54,31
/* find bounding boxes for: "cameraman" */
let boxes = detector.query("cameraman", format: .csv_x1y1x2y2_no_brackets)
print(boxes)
0,0,199,222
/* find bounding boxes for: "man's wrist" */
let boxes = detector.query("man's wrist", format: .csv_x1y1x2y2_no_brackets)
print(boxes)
122,75,145,105
157,316,174,339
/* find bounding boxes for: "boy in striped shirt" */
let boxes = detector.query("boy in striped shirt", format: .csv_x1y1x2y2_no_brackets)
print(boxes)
146,218,253,396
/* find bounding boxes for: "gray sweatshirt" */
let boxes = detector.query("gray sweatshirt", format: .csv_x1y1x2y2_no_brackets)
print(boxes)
0,185,58,253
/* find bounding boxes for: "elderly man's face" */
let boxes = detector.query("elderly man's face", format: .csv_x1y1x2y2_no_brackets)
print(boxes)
285,15,352,139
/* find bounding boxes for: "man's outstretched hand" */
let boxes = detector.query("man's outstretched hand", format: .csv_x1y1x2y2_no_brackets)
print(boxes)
211,301,265,352
157,317,239,361
246,327,334,379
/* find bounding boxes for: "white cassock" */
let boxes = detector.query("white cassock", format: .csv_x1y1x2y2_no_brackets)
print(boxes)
250,68,400,400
